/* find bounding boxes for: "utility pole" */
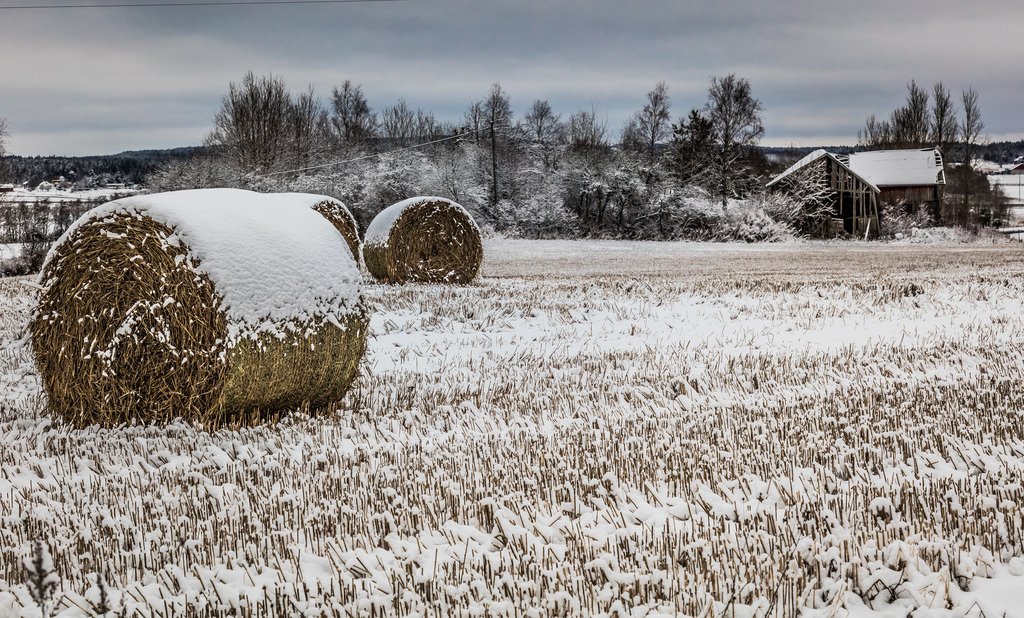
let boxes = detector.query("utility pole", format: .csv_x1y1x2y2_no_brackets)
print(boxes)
490,119,498,209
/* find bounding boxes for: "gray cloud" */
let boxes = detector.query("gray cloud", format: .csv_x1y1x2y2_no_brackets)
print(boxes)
0,0,1020,155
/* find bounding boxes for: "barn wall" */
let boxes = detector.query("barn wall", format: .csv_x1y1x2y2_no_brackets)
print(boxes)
878,186,940,204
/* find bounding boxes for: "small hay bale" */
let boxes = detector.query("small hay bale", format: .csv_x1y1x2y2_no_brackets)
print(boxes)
30,189,367,428
304,194,360,260
363,196,482,284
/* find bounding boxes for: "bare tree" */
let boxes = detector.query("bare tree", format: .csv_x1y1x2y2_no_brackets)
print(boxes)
483,83,514,208
890,80,930,148
930,82,957,158
330,80,377,148
0,117,8,182
632,81,671,160
0,116,7,158
858,113,892,149
958,87,985,223
381,98,416,146
286,86,331,171
484,83,513,132
619,116,644,153
205,73,331,178
960,88,984,166
207,72,291,173
704,74,764,205
413,108,439,142
567,107,609,162
861,80,938,150
523,99,564,171
464,101,486,144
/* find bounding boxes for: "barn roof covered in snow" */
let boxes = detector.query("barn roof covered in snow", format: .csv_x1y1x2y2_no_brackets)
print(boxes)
768,147,945,191
843,148,945,188
766,149,879,192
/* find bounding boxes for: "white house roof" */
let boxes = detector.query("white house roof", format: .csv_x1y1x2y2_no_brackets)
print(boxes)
766,148,879,192
846,148,945,187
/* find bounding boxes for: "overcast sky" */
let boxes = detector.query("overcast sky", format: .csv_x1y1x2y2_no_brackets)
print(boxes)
0,0,1021,156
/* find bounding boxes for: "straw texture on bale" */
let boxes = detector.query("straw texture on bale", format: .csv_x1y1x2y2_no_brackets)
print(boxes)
30,190,367,428
309,197,360,260
363,197,483,284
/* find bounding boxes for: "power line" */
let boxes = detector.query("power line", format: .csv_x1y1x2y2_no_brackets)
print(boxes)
0,0,403,10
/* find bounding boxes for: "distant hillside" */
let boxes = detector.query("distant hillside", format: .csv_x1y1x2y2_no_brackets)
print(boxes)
108,146,210,161
760,145,858,158
977,140,1024,164
1,146,209,188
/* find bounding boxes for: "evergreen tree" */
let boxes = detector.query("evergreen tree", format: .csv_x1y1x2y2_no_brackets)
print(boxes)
667,109,714,187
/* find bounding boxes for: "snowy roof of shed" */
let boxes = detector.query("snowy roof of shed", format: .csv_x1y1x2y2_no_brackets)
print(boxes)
766,149,879,192
845,148,945,187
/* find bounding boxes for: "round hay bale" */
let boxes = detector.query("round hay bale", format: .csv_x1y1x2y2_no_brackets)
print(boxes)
304,194,360,260
30,189,367,428
363,197,482,284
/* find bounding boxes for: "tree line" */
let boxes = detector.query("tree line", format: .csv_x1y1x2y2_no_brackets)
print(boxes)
1,75,1015,252
148,71,786,241
0,149,202,189
859,81,1008,228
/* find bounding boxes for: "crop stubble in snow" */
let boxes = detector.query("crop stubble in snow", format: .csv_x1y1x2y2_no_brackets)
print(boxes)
1,240,1024,616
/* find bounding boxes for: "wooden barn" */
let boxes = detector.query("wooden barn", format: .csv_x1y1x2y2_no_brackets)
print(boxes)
768,147,945,237
844,148,945,206
766,149,880,236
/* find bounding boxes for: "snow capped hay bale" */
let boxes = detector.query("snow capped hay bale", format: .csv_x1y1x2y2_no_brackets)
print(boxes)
306,195,360,260
29,189,368,428
363,197,482,284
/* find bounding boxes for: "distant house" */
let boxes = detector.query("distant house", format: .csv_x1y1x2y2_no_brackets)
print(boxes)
1008,163,1024,175
0,184,13,194
768,147,945,236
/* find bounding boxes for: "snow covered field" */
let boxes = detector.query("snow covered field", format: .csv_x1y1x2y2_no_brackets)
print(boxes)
2,239,1024,616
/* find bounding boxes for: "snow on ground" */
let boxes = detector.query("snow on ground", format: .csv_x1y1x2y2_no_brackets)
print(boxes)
2,239,1024,616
